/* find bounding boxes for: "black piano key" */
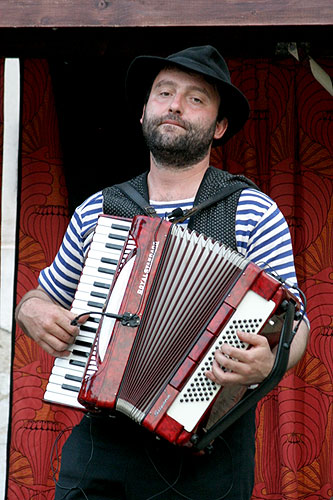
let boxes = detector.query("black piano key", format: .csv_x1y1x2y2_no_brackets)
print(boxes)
69,359,86,368
80,324,98,333
105,243,123,251
65,374,83,383
72,349,89,358
97,267,115,275
108,233,127,241
62,383,80,393
93,281,110,290
101,257,118,266
64,373,82,382
91,291,108,299
111,223,130,232
87,300,104,309
75,339,92,348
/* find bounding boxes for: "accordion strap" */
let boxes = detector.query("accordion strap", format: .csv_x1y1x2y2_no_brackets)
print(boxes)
115,181,159,218
115,180,250,223
169,181,251,223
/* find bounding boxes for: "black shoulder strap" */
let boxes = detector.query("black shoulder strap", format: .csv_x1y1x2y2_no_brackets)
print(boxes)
168,181,251,223
114,181,159,217
114,180,251,223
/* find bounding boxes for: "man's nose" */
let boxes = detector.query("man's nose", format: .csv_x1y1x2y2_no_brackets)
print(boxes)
169,94,183,114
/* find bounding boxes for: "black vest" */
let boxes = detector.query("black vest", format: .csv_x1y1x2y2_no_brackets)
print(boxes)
103,166,258,249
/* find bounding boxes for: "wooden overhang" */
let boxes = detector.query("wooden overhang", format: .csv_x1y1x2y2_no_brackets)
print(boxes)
0,0,332,28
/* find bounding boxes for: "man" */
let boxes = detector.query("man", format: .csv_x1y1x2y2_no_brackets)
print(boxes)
16,46,309,500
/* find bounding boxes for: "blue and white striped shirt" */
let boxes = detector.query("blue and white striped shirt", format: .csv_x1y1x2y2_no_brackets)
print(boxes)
39,188,303,311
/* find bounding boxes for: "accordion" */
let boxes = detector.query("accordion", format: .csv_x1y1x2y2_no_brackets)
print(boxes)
72,214,301,448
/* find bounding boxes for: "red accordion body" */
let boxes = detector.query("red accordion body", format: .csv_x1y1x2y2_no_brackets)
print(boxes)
77,215,300,446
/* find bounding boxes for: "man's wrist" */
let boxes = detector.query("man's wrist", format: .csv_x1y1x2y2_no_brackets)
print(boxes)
15,288,52,324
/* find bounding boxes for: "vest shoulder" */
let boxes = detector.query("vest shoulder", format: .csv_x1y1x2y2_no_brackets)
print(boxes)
207,166,259,190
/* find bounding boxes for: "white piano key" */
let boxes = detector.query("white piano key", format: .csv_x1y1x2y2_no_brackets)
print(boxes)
78,326,99,340
56,348,90,364
85,255,118,270
89,231,124,247
87,247,121,261
98,216,131,229
67,343,92,357
51,364,84,381
44,391,82,409
71,302,102,315
80,268,113,282
72,298,106,313
73,336,94,348
90,240,123,257
79,273,111,289
74,290,105,309
44,385,84,409
95,224,129,240
48,373,82,389
54,356,87,373
81,262,117,279
76,282,109,296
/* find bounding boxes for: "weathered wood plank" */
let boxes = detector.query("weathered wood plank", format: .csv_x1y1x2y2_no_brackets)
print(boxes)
0,0,332,28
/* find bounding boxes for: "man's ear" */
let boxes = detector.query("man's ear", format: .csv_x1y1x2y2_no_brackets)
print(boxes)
140,105,146,125
214,118,228,141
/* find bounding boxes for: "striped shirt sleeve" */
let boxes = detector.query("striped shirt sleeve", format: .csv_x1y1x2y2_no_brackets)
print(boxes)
235,189,306,319
236,189,297,279
38,191,104,308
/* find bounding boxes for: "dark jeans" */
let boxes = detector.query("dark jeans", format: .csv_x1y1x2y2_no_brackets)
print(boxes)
54,410,255,500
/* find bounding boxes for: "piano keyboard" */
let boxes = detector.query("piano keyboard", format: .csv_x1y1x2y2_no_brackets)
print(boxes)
44,215,132,409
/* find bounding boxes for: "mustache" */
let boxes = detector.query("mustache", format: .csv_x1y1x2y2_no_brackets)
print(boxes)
157,113,189,130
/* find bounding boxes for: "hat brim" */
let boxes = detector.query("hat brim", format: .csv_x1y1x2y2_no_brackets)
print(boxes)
125,55,250,145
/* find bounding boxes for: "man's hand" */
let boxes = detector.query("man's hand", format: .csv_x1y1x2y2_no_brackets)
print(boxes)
17,291,88,357
205,331,275,387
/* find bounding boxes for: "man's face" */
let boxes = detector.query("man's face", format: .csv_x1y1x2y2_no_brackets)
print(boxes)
141,67,227,168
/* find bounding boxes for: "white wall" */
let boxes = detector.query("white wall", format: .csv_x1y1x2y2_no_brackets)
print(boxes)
0,58,20,500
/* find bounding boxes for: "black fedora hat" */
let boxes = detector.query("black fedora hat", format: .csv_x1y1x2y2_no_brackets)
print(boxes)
125,45,250,145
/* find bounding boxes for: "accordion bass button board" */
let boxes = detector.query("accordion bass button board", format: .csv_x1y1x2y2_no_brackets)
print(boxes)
165,289,275,432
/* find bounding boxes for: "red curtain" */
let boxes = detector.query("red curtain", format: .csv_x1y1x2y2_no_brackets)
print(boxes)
7,60,82,500
4,57,333,499
211,57,333,500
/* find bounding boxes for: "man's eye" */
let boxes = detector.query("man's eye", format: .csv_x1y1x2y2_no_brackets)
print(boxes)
191,97,203,104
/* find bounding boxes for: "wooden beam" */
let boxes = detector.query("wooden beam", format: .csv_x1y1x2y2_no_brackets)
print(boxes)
0,0,332,28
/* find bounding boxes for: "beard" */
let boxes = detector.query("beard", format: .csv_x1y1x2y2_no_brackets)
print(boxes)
142,112,217,168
